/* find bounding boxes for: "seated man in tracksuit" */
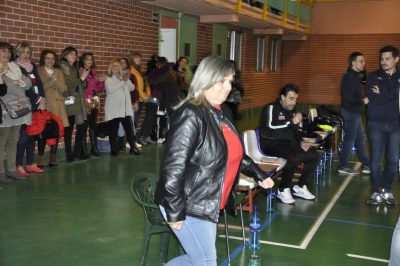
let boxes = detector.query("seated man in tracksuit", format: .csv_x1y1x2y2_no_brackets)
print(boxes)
258,84,320,204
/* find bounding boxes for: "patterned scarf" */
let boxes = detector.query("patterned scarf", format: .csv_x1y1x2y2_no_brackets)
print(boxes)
16,58,33,73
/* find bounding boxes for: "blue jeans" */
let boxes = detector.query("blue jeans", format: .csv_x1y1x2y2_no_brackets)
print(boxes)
389,217,400,266
367,121,400,193
339,108,369,168
159,206,217,266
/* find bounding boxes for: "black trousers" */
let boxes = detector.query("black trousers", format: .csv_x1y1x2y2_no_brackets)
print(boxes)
108,116,135,153
140,102,158,139
87,109,98,131
16,125,35,166
38,138,58,155
64,115,88,157
261,141,320,190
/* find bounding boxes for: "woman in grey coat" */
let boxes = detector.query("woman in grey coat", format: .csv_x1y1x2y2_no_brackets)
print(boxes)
0,42,32,183
104,59,140,156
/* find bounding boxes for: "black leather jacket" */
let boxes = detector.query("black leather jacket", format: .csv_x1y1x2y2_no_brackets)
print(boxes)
155,102,271,223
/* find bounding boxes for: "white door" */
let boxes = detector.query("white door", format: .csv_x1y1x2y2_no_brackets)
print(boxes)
159,28,177,63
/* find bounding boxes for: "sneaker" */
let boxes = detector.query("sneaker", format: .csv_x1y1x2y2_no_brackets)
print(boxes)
361,165,371,174
366,192,383,205
144,136,156,145
292,185,316,200
134,142,143,148
7,171,26,180
17,165,28,177
381,189,397,205
25,164,44,173
0,173,12,183
157,138,166,144
277,188,296,204
138,137,148,146
338,167,359,175
125,142,143,149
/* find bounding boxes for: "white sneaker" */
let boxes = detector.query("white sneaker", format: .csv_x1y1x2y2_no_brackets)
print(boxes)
292,185,316,200
127,142,143,148
277,188,295,204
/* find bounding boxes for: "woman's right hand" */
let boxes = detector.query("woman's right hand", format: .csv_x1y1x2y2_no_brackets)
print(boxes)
168,220,184,231
80,68,90,81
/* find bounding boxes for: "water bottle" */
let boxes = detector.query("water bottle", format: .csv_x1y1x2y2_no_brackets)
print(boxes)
248,251,261,266
265,189,276,213
248,206,261,250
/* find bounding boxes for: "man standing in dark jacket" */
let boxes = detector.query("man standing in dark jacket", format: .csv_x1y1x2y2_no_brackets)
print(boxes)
259,84,319,204
366,45,400,205
338,52,370,175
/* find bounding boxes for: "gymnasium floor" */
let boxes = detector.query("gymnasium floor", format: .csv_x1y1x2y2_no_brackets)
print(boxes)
0,123,398,266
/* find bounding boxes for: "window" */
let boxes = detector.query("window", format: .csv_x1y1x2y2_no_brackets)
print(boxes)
229,31,243,70
256,37,265,71
270,38,279,72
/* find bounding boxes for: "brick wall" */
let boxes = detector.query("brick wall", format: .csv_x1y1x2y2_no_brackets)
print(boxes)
241,32,282,108
2,0,400,110
196,23,213,64
1,0,161,124
282,34,400,105
1,0,160,68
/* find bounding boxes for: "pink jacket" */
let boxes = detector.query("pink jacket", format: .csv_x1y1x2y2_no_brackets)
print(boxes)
82,68,105,99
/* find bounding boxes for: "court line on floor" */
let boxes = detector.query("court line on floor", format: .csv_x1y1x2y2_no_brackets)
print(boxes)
299,162,360,249
346,253,389,263
278,213,394,230
219,163,360,252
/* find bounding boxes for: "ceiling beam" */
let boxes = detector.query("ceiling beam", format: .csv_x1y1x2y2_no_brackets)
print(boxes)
282,34,307,40
199,15,239,23
253,28,284,35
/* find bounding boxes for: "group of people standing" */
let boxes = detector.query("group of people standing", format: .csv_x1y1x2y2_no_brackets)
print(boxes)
339,45,400,206
0,42,109,184
0,40,198,186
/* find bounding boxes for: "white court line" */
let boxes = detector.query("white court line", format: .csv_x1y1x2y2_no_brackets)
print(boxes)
299,162,361,249
219,163,361,250
218,235,304,249
346,253,389,263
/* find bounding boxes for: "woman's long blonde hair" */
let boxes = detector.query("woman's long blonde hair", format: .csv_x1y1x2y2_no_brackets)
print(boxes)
175,56,235,109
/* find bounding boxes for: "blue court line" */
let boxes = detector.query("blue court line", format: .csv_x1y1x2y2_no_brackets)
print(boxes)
218,212,279,266
275,212,394,230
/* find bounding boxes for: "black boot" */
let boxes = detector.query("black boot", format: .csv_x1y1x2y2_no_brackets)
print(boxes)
75,139,89,161
81,139,90,159
118,136,126,152
89,129,102,157
109,137,119,156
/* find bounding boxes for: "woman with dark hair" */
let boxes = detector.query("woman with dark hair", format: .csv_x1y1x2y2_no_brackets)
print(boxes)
174,56,192,95
14,41,46,176
155,56,274,265
129,52,151,128
225,60,244,121
0,42,32,182
78,52,105,157
60,46,89,162
37,50,68,167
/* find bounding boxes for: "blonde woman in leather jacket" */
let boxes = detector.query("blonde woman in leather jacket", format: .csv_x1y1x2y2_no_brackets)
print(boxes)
155,56,274,266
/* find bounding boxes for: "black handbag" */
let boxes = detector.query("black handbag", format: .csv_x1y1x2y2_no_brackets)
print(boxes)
0,95,32,119
40,120,59,139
